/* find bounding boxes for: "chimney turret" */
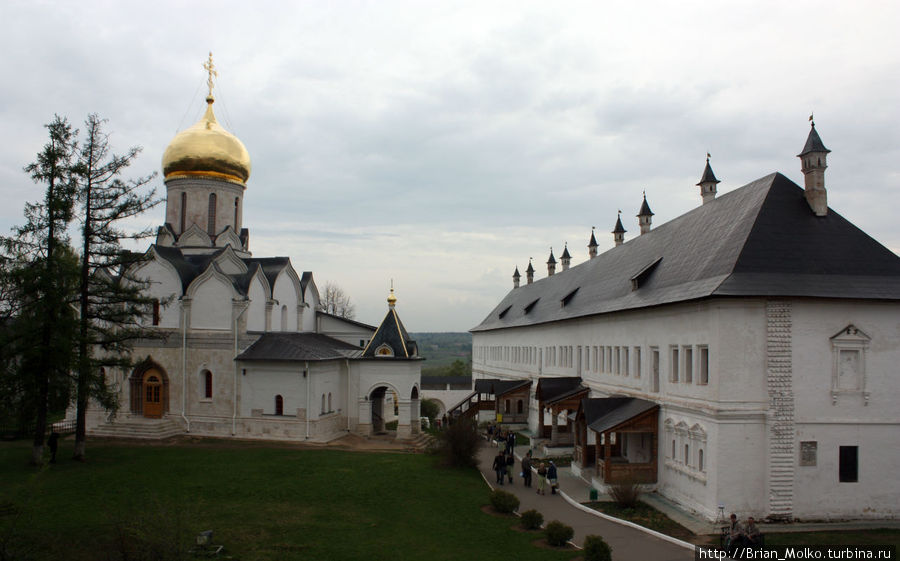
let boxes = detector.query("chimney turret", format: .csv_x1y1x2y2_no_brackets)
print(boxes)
697,154,720,204
546,248,557,276
798,117,830,216
560,243,571,271
512,266,521,289
612,211,626,247
637,192,654,235
588,227,598,259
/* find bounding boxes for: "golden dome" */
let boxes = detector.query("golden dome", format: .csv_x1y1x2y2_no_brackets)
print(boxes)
161,96,251,185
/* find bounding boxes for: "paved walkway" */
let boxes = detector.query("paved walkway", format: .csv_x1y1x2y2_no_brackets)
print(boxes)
478,442,694,561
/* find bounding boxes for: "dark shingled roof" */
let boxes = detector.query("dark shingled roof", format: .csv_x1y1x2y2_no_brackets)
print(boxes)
535,377,583,401
612,215,626,234
798,124,831,156
421,376,473,390
150,245,293,297
474,378,532,396
581,397,659,434
361,307,419,359
547,250,556,264
472,173,900,332
697,160,720,185
638,195,654,217
588,230,599,247
561,245,571,259
236,332,362,362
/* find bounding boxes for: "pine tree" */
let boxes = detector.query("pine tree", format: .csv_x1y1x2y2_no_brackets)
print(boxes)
70,114,160,461
1,116,80,465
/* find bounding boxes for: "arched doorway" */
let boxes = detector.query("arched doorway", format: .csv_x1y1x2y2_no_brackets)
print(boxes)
370,386,388,434
129,360,169,418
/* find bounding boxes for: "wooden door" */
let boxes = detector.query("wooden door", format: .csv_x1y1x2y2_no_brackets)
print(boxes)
143,371,163,418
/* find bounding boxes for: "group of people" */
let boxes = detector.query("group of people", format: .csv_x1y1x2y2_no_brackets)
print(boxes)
487,424,560,495
724,513,763,554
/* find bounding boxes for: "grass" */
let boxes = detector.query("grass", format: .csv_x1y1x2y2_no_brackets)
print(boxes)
0,438,574,561
585,500,696,541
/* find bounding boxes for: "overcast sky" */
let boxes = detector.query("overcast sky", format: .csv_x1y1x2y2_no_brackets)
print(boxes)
2,1,899,332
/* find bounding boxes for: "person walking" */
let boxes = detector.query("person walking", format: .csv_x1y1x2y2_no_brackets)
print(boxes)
506,452,515,484
547,461,558,494
521,451,533,488
536,462,547,495
492,451,507,485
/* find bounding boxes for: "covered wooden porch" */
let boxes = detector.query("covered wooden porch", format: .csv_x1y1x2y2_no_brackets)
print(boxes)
574,397,659,484
448,378,532,424
536,377,588,447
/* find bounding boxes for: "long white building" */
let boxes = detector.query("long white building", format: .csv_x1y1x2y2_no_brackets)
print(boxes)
470,123,900,521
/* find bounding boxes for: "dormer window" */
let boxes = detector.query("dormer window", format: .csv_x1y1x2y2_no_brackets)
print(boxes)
524,298,540,314
561,287,579,307
375,344,394,357
498,305,512,319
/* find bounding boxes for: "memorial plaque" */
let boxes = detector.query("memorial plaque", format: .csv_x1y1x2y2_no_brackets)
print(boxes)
800,441,817,466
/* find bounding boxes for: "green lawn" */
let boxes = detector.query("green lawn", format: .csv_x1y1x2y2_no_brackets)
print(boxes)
0,439,574,561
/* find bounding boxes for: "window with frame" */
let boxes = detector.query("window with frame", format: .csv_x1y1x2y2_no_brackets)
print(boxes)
203,370,213,399
839,446,858,482
651,348,660,392
699,346,709,385
275,394,284,416
670,347,680,382
207,193,217,235
634,346,642,378
684,346,693,383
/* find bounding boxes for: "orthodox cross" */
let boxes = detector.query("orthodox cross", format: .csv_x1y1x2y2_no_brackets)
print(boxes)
203,52,218,98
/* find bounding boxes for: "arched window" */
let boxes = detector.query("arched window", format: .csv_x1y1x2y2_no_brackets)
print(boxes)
281,305,288,331
203,370,213,399
516,399,523,414
328,392,332,412
180,192,187,233
321,394,326,414
685,444,690,466
152,299,160,326
698,448,704,472
234,197,239,229
672,439,676,459
207,193,217,235
275,395,284,416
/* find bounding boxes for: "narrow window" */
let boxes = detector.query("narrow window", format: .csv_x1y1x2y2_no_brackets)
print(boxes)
207,193,217,235
321,394,326,414
505,399,511,414
671,347,680,382
615,347,621,375
699,449,704,471
180,192,187,233
234,197,239,229
152,299,160,326
203,370,212,399
281,305,288,331
634,347,642,378
275,395,284,416
699,346,709,385
623,347,629,376
684,347,693,383
517,399,523,414
651,348,660,392
685,444,690,467
839,446,858,482
672,439,676,459
328,392,332,412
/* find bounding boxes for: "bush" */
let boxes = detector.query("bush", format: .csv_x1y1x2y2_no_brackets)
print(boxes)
584,534,613,561
519,509,543,530
489,490,519,514
608,479,642,508
434,419,481,468
420,399,440,422
544,520,574,547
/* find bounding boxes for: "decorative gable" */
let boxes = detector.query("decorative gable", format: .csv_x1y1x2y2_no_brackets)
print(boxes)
830,324,871,405
176,223,212,248
212,246,248,275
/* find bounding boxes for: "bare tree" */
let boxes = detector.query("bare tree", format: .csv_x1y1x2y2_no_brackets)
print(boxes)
321,281,356,319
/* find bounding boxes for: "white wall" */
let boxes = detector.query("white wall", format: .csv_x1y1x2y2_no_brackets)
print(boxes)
190,275,234,330
133,257,182,328
272,269,299,332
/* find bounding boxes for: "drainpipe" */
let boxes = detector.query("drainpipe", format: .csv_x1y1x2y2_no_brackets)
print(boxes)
346,358,351,432
305,361,310,439
232,300,250,436
181,301,190,432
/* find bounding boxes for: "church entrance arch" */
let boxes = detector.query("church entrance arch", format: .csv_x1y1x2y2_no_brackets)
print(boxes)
129,360,170,418
369,385,390,434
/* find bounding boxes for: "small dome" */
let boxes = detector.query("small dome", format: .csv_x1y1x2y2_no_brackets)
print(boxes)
161,96,251,185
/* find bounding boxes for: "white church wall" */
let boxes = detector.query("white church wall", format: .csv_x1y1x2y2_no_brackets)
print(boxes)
317,314,374,347
240,362,307,417
246,276,268,332
132,258,182,328
791,300,900,519
272,269,299,332
189,276,234,330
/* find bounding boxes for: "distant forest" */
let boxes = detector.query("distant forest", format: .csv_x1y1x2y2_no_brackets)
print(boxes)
410,332,472,377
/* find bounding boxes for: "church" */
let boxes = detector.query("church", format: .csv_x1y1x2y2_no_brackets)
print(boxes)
85,57,423,443
470,122,900,521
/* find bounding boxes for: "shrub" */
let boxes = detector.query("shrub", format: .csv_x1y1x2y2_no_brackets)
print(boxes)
489,489,519,514
544,520,574,547
607,479,642,508
584,534,613,561
435,419,481,468
420,399,440,422
519,509,543,530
